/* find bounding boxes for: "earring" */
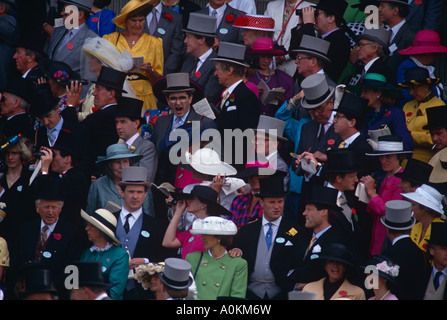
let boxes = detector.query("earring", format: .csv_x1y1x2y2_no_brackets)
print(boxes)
200,206,204,210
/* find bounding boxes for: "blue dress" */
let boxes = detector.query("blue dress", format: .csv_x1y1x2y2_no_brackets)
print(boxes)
87,9,116,37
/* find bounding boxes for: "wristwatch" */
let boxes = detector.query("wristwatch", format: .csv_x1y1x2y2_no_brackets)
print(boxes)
41,171,48,175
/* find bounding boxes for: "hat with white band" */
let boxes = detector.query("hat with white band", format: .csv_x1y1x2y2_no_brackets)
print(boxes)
365,135,414,156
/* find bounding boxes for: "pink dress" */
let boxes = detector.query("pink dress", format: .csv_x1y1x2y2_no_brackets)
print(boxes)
366,168,404,256
176,227,205,260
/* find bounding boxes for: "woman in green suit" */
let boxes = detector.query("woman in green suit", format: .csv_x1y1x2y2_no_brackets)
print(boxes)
186,216,248,300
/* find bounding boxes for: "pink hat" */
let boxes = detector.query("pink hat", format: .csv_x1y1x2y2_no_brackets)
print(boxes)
233,14,280,32
398,30,447,55
247,37,286,56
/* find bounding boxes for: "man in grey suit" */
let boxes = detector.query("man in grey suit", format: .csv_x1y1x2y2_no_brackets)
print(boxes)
196,0,245,44
181,12,224,107
144,0,185,74
46,0,97,96
151,72,217,185
115,96,158,183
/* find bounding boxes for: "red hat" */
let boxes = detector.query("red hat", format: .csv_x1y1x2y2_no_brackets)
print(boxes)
398,30,447,55
247,37,286,56
233,14,280,32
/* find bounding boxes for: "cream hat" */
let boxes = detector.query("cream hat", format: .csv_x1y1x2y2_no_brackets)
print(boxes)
190,216,237,235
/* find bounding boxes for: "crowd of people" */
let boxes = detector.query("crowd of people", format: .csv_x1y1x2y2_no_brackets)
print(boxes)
0,0,446,301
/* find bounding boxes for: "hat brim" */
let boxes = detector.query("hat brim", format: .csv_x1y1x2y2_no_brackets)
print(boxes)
401,192,445,217
246,49,286,56
377,0,413,6
365,150,413,156
233,25,280,32
183,28,218,38
253,129,288,142
380,216,415,230
210,57,250,68
117,181,151,188
397,78,440,88
91,79,128,93
398,45,447,56
152,76,204,105
160,273,193,290
189,229,237,235
288,49,331,64
356,35,390,54
301,86,335,109
113,1,156,29
81,209,121,245
96,152,143,165
60,0,94,13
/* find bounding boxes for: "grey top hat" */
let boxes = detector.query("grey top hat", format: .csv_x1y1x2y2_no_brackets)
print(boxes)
160,258,193,290
290,35,331,64
162,73,196,94
211,42,250,67
96,143,143,166
60,0,94,12
356,27,392,54
183,12,217,38
117,166,150,187
380,200,415,230
255,115,288,142
301,74,335,109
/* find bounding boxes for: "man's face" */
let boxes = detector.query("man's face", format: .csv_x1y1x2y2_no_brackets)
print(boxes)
308,100,333,125
121,184,147,212
333,112,354,135
214,62,231,87
208,0,225,9
39,108,61,129
314,9,332,34
184,33,202,56
0,92,19,118
302,203,326,230
36,199,63,225
167,92,192,118
50,149,70,173
13,47,33,74
116,116,139,141
429,245,447,271
336,172,359,192
398,179,418,193
93,84,115,109
295,54,316,78
255,132,278,157
356,40,379,64
430,128,447,151
260,197,284,222
378,2,396,24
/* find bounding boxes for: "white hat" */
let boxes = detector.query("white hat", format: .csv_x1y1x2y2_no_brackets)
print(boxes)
183,148,237,176
190,216,237,235
402,184,446,218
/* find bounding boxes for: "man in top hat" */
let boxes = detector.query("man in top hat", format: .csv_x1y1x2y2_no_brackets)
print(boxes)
114,166,173,300
151,72,217,185
18,264,58,300
397,158,433,193
232,174,301,300
143,0,184,74
0,76,34,141
13,178,83,300
181,12,223,106
12,40,46,85
196,0,245,44
424,222,447,300
69,261,113,300
46,0,97,93
115,96,158,183
377,0,416,76
160,257,194,300
380,200,429,300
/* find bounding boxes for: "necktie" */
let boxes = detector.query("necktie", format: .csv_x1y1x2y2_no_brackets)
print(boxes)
212,10,218,31
307,234,317,252
48,128,57,146
434,271,443,290
191,57,200,76
265,222,273,250
148,8,158,35
339,141,347,148
124,213,132,233
220,89,229,110
41,225,49,244
173,116,182,130
317,124,325,142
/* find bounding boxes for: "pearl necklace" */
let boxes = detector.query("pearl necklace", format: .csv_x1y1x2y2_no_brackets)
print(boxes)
209,249,227,260
376,290,391,300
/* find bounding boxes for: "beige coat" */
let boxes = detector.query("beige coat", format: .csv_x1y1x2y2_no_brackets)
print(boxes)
302,277,366,300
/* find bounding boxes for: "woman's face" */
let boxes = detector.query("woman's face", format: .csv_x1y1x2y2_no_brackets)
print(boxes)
410,201,425,221
110,158,130,179
126,16,146,34
186,196,205,214
379,154,401,173
150,274,163,292
409,84,431,102
5,146,22,169
360,88,381,108
84,223,103,243
258,55,273,71
325,260,346,283
201,234,220,250
88,56,103,75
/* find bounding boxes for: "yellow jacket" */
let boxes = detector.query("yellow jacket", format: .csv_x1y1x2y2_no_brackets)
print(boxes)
302,277,366,300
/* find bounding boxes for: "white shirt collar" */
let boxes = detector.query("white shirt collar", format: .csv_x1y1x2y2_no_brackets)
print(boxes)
226,79,243,95
364,57,380,73
126,132,140,148
120,207,143,229
392,234,410,245
40,219,57,234
390,19,406,41
198,47,213,66
343,131,360,147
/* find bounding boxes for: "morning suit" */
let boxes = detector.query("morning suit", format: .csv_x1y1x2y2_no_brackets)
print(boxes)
196,4,245,44
382,235,430,300
129,135,158,184
233,216,301,299
181,50,224,106
144,4,185,74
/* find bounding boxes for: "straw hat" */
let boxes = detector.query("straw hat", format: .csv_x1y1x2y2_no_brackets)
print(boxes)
113,0,159,29
81,205,121,245
82,37,134,72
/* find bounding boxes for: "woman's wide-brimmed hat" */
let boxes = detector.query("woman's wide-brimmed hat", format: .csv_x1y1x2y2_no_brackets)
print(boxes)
81,205,121,245
365,135,414,156
60,0,94,13
380,200,415,230
429,148,447,184
134,262,165,290
399,29,447,56
190,216,237,235
211,42,250,68
310,243,356,268
177,185,232,217
301,73,335,109
82,37,134,72
233,14,280,32
347,73,401,99
160,258,193,290
362,255,400,283
96,143,142,166
247,37,286,56
152,72,204,105
113,0,159,29
182,148,237,177
397,66,440,88
402,184,446,218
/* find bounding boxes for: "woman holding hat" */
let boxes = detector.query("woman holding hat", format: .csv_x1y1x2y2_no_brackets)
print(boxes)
186,216,248,300
361,135,413,255
80,205,129,300
401,184,447,253
162,185,232,260
348,72,413,152
302,243,365,300
104,0,164,111
398,66,446,163
363,255,399,300
86,143,154,215
247,37,294,117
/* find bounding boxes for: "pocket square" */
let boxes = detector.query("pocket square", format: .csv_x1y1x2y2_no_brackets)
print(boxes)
227,105,237,111
285,240,293,246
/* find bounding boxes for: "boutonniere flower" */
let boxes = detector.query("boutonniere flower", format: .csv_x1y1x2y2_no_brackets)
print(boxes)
414,0,422,4
385,110,391,117
406,112,412,117
339,290,347,297
225,14,235,23
92,107,99,113
53,233,62,240
351,208,358,222
286,227,298,237
0,202,6,210
163,13,173,22
229,93,235,102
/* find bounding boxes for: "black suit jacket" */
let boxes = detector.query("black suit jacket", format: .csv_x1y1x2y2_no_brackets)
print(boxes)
233,217,301,299
345,133,377,178
322,28,351,83
0,112,34,142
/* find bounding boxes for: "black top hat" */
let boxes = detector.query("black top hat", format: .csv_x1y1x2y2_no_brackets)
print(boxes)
115,96,146,125
306,184,341,210
28,83,60,118
394,158,433,185
427,222,447,247
72,261,111,287
324,149,360,174
52,128,83,160
20,264,58,297
33,177,65,201
1,75,32,102
332,91,369,122
316,0,348,24
177,185,232,217
40,59,81,87
254,174,288,198
397,66,440,88
92,66,128,93
422,106,447,131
